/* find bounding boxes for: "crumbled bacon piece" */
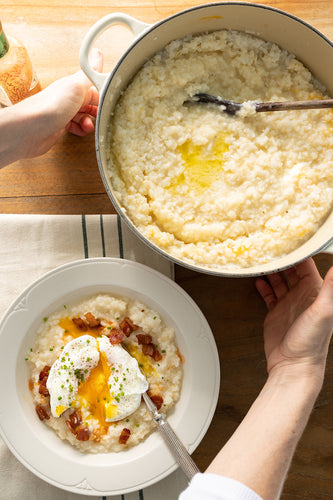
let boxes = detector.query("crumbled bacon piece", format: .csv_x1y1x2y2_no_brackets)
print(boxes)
38,383,49,397
108,329,124,344
136,334,152,345
76,427,90,441
84,312,101,328
66,411,90,441
36,405,50,421
152,349,162,362
119,428,131,444
68,411,82,429
72,317,87,331
38,365,50,397
148,393,164,410
66,420,78,436
39,365,50,382
141,342,162,362
119,317,139,337
142,343,155,357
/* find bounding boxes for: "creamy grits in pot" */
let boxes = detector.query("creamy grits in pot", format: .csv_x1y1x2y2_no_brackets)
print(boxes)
28,294,183,453
107,30,333,270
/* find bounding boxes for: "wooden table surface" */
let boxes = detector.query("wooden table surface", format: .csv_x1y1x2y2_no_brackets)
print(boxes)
1,1,333,498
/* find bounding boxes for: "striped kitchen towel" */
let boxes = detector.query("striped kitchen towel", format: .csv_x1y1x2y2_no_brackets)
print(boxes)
0,214,188,500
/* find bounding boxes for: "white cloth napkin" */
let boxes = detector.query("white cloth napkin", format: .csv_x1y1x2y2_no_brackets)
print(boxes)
0,214,188,500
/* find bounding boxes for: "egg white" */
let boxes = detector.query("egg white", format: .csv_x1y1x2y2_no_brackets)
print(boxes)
98,336,148,422
46,334,148,422
46,335,99,417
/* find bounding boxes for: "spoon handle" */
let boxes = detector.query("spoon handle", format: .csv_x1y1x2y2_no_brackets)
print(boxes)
142,392,200,480
256,99,333,112
190,93,333,115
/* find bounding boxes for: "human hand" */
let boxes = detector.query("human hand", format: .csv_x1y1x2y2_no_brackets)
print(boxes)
256,258,333,379
0,48,103,167
24,48,103,158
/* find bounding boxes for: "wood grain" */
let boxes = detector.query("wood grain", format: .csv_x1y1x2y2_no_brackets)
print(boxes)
1,2,333,498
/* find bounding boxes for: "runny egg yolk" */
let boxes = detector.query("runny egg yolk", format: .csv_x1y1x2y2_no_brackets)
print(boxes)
125,344,156,378
77,350,118,427
59,316,104,340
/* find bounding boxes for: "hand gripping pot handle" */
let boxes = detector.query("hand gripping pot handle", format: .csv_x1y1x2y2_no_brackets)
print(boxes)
79,13,150,92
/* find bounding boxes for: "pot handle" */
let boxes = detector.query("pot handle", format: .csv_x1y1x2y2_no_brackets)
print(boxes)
322,240,333,254
79,13,150,92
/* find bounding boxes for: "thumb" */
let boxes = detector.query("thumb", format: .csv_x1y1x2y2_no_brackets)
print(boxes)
309,266,333,347
71,47,104,92
89,47,104,73
316,266,333,314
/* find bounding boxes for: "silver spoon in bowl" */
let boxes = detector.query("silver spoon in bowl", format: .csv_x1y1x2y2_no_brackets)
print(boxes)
121,342,200,480
186,92,333,116
142,391,200,480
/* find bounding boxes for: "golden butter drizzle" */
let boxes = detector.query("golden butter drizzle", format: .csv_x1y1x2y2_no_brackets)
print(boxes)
169,132,229,192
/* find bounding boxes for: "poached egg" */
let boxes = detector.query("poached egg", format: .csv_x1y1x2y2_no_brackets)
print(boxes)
46,334,148,425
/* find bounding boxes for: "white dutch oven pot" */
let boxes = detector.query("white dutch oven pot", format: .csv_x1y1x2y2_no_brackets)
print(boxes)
80,1,333,276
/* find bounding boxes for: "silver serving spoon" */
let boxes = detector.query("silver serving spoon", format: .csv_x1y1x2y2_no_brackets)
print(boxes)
142,391,200,480
186,92,333,116
121,342,200,480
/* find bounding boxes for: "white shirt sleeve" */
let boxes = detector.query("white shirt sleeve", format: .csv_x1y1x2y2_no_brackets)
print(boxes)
179,473,263,500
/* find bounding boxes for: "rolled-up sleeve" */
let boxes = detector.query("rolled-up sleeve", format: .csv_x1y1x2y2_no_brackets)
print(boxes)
179,473,263,500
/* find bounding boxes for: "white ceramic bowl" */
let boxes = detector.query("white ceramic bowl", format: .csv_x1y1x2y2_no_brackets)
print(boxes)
80,2,333,276
0,258,220,495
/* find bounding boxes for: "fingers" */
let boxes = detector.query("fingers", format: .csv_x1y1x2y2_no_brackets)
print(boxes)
256,278,277,311
283,266,299,288
66,115,95,136
315,265,333,318
86,87,100,108
66,58,101,137
295,258,322,281
267,272,289,299
256,258,319,310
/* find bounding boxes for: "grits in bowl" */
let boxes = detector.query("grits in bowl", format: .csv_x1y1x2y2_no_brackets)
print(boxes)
27,293,183,453
108,29,333,270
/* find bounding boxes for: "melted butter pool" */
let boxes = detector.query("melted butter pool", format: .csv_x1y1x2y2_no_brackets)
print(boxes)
169,133,229,192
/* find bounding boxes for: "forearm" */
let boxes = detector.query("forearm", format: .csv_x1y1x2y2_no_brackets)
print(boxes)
206,368,323,499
